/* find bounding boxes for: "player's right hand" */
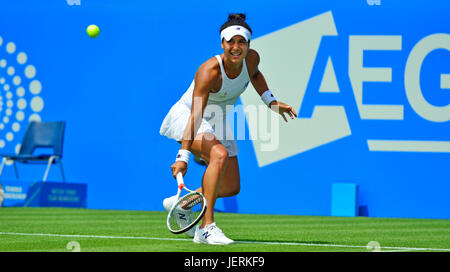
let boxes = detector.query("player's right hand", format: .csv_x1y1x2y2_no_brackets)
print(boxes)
171,161,187,179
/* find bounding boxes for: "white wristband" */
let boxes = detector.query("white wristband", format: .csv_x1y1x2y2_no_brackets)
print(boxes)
261,90,277,107
175,149,191,164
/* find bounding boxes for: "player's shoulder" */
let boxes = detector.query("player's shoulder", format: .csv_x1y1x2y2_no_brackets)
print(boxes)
200,56,221,73
246,49,260,62
245,48,260,68
247,48,260,59
195,56,220,85
245,49,260,77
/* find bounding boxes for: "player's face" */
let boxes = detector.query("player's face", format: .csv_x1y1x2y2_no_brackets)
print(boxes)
221,35,249,64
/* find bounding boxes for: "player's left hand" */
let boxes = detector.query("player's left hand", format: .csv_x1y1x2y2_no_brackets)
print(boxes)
270,101,298,122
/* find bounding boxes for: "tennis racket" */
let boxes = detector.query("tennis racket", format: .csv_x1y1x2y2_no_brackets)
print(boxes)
166,172,207,234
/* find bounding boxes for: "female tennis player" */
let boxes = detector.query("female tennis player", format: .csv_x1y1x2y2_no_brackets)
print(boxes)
160,13,297,245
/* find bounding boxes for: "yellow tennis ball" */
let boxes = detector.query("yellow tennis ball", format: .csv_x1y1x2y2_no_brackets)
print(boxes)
87,25,100,38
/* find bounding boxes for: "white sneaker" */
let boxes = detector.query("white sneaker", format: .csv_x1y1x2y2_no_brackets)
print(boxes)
163,195,178,211
163,195,195,238
193,223,234,245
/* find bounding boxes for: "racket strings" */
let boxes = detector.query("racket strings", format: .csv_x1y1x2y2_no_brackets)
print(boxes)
181,194,203,209
168,192,205,233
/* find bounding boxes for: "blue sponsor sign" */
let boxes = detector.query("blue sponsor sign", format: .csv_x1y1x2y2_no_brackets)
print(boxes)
1,180,33,207
0,0,448,218
25,182,87,208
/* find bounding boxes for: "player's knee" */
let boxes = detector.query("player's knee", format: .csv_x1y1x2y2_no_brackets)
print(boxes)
229,184,240,196
222,184,240,197
219,184,241,197
210,145,228,167
221,175,240,197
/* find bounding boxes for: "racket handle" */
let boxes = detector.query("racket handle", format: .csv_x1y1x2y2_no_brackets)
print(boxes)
176,172,184,189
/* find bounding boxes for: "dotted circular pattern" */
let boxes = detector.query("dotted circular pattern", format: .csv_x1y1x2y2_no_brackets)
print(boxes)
0,36,44,159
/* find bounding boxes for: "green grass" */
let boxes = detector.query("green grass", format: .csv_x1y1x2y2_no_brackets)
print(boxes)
0,207,449,252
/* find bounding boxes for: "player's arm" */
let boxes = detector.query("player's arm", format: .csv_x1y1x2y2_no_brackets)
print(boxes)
171,61,218,178
181,65,217,151
247,49,270,97
247,49,282,103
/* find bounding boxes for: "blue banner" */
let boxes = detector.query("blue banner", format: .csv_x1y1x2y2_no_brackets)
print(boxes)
0,0,448,218
25,182,87,208
1,180,32,207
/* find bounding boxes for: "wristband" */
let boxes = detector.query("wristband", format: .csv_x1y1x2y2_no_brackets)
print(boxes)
261,90,277,107
175,149,191,164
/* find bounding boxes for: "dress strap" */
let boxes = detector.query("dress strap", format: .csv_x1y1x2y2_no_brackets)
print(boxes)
215,55,228,81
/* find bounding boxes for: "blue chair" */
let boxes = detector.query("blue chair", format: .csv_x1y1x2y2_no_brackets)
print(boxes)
0,121,66,182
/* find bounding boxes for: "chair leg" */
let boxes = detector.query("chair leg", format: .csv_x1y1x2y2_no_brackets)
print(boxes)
0,183,4,207
43,156,56,182
59,160,66,183
0,157,7,180
13,161,19,179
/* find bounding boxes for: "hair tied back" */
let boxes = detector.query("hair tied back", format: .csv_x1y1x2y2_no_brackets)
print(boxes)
228,13,246,22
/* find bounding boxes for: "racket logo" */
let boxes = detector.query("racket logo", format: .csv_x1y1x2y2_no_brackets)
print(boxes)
178,213,187,221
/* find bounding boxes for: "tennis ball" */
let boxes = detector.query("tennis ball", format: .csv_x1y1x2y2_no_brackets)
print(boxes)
86,25,100,38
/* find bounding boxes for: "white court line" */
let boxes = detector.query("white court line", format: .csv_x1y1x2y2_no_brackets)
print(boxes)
1,232,450,252
382,249,422,252
237,240,448,251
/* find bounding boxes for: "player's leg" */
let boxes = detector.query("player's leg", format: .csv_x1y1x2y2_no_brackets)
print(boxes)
189,133,235,244
191,144,240,207
216,156,240,198
190,132,229,228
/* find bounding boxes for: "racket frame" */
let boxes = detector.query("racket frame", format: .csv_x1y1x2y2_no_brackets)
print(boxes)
166,172,207,234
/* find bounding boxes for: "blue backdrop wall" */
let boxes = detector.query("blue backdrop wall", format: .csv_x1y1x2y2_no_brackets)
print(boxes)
0,0,448,219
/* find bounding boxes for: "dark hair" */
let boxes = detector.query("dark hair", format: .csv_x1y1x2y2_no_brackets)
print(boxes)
220,13,252,35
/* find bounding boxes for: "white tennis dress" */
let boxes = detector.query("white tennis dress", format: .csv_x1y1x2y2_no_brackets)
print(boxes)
159,55,251,157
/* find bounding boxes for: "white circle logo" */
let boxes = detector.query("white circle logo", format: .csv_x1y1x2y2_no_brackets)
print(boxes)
0,36,44,155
